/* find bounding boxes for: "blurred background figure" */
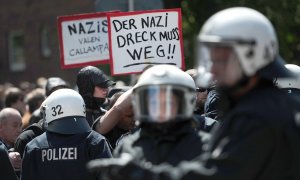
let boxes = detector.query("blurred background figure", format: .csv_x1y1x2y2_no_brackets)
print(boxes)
22,88,45,129
76,66,115,126
0,108,22,149
185,69,218,132
0,108,22,173
4,87,26,116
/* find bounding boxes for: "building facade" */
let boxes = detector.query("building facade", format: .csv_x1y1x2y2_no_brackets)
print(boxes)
0,0,95,86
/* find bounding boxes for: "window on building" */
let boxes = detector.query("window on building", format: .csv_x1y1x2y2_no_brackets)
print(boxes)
40,26,51,58
8,31,26,72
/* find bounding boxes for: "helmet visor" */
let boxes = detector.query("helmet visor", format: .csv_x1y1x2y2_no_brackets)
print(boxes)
196,42,244,88
134,85,188,123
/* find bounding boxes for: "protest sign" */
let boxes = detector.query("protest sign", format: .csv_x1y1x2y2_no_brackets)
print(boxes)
57,12,110,68
108,8,184,75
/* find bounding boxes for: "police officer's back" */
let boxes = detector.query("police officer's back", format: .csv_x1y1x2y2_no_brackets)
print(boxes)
21,89,112,180
15,77,70,157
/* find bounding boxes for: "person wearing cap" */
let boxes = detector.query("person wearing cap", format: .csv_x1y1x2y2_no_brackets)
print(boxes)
76,66,116,127
21,89,112,180
85,7,300,180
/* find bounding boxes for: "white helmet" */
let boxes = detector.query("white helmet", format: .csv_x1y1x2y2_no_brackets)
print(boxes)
41,89,90,134
196,7,293,88
132,65,196,123
275,64,300,90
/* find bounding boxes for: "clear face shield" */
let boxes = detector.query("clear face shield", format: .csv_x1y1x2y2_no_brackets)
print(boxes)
133,85,193,123
196,42,244,88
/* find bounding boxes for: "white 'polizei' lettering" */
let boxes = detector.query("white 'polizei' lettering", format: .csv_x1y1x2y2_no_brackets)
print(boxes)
41,147,77,162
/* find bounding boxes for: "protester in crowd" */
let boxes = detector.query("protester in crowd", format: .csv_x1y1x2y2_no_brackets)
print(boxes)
4,87,26,116
185,69,218,132
76,66,115,126
185,69,207,115
21,89,112,180
0,108,22,173
100,91,136,149
21,88,45,129
86,7,300,180
0,108,22,149
203,83,221,120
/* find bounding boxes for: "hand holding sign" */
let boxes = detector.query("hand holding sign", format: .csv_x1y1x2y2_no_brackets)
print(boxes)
108,9,184,75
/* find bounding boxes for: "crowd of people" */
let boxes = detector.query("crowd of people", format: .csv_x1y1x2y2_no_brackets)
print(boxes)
1,7,300,180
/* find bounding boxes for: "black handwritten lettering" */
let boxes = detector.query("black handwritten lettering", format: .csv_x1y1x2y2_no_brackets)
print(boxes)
69,43,108,56
86,22,95,34
102,20,108,33
117,35,126,48
144,46,154,59
79,23,86,34
78,36,101,44
123,62,176,68
141,16,166,28
127,48,142,60
67,21,104,35
112,19,137,32
150,31,157,41
156,45,165,57
159,28,179,41
68,24,77,35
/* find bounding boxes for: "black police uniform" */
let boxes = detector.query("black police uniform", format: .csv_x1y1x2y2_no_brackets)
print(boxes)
114,120,203,166
0,141,18,180
91,80,300,180
21,130,112,180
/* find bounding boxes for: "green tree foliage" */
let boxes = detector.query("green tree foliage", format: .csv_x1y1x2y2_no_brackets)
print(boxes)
180,0,300,68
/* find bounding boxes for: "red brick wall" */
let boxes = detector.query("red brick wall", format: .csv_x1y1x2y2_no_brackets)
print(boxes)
0,0,95,87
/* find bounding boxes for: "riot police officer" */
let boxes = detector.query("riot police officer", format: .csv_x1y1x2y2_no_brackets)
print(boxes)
87,7,300,180
21,89,112,180
15,77,70,157
111,65,203,165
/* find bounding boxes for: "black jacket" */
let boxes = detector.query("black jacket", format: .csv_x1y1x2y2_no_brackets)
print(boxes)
0,141,18,180
86,108,106,127
14,120,44,157
107,82,300,180
114,120,203,166
21,131,112,180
